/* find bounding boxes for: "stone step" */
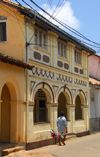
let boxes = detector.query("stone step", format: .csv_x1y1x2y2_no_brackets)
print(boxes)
2,146,24,156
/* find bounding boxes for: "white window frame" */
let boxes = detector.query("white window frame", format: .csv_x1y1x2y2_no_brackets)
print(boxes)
74,49,81,65
0,20,7,43
34,28,47,51
58,40,67,59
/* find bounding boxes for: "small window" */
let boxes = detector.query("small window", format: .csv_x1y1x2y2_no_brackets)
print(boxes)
58,42,60,55
58,41,67,58
74,50,76,62
61,43,63,57
74,49,81,65
0,22,6,42
64,45,66,58
35,29,37,45
43,34,46,49
39,31,42,47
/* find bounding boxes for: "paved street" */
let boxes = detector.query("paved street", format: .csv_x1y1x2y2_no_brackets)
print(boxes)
5,133,100,157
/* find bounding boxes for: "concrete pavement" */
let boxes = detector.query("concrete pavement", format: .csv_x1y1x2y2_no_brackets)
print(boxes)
4,133,100,157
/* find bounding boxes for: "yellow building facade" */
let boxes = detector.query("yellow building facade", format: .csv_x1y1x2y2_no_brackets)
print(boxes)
0,0,95,148
0,1,33,144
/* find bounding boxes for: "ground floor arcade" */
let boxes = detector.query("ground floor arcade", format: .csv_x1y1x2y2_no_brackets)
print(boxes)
27,76,89,143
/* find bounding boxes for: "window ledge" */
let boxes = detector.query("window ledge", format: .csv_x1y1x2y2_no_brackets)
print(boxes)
75,119,84,121
57,56,68,62
0,41,7,43
74,63,82,67
34,121,51,125
34,46,48,54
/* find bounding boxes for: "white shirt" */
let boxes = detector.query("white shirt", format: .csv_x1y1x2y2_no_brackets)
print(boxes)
57,116,67,133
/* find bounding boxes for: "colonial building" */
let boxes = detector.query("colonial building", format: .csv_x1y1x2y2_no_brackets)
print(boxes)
0,0,95,149
0,0,33,144
89,54,100,133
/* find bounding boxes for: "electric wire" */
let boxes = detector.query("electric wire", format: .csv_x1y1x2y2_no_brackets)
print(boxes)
1,1,100,50
28,0,100,46
13,0,100,49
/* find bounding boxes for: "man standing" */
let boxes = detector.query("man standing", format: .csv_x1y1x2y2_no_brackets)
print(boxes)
57,111,67,146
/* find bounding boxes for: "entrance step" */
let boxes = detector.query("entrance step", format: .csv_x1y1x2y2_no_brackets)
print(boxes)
2,146,24,156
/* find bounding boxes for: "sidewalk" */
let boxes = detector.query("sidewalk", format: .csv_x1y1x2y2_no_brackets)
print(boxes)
4,133,100,157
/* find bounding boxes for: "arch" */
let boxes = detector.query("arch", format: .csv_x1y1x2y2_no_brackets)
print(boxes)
0,75,21,101
75,95,82,120
32,82,54,103
57,86,72,104
74,89,86,105
0,75,21,143
58,92,67,119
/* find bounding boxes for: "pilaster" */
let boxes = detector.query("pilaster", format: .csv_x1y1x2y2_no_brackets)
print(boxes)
52,103,58,131
27,102,35,141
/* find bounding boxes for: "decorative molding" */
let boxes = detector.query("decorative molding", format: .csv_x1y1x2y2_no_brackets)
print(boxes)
32,66,87,88
10,101,25,104
34,51,41,60
80,69,83,75
64,63,69,70
74,78,87,87
32,67,54,79
70,104,75,107
43,55,50,63
57,60,63,68
52,103,59,107
29,101,35,105
0,16,7,20
30,81,36,96
74,67,78,73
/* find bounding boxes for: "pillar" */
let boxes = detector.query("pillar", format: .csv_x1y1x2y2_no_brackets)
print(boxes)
27,102,35,142
52,103,58,131
81,105,89,131
10,101,18,143
46,103,54,130
70,104,75,133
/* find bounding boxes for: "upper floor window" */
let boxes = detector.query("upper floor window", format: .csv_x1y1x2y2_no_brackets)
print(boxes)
35,28,46,50
58,41,67,59
0,21,7,42
74,50,81,65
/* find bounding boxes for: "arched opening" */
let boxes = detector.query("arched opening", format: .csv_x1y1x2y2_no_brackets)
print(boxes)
58,92,67,119
34,89,48,123
75,95,82,120
1,84,11,142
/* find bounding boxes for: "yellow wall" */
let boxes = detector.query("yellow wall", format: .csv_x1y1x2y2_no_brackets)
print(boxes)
0,3,25,60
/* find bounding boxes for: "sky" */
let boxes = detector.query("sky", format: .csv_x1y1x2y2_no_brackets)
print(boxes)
12,0,100,52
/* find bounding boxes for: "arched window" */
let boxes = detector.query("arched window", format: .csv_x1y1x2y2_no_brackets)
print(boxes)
34,89,47,123
75,95,82,120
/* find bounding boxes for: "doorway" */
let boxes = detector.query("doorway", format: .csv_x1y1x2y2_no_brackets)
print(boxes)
58,92,67,119
1,84,11,142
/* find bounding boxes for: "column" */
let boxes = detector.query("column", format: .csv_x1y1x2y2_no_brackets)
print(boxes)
66,104,71,120
27,102,35,142
52,103,58,131
10,101,18,143
70,104,75,133
46,103,53,130
81,105,89,131
84,105,89,131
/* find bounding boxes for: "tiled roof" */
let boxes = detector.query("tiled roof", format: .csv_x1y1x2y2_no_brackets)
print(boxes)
89,77,100,85
0,52,34,70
